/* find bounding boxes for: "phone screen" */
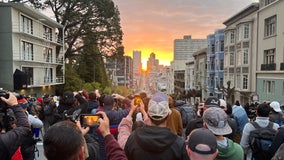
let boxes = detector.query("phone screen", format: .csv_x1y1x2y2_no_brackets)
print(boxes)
80,114,101,127
134,96,141,106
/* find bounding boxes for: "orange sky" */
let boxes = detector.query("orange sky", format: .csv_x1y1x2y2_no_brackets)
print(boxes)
113,0,258,68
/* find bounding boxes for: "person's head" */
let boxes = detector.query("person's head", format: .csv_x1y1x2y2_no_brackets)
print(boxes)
203,107,232,136
256,103,270,117
204,97,220,109
60,91,75,106
18,96,29,111
270,101,282,113
168,96,174,108
88,92,97,101
148,92,171,126
103,95,115,110
235,100,240,106
186,128,218,160
219,99,227,111
225,102,233,115
43,121,85,160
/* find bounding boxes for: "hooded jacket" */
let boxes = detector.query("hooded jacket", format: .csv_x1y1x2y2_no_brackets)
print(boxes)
124,125,189,160
215,138,244,160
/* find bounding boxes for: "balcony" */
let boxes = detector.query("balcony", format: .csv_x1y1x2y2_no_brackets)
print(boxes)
261,63,276,71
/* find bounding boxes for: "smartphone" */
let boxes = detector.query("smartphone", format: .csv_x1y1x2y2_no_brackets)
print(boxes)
80,114,102,127
134,95,141,106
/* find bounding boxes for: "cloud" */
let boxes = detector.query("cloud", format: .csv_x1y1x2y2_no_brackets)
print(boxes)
113,0,259,65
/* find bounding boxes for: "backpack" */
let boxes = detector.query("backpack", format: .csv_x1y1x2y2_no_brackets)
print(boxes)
177,104,196,128
248,121,276,160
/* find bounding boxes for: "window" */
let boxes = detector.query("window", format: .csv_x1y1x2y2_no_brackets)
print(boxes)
220,78,223,87
236,75,241,89
21,15,33,34
263,80,275,94
265,15,276,37
44,68,53,83
244,24,249,39
243,49,249,64
21,41,33,61
43,25,52,41
220,40,224,52
265,0,276,5
230,52,234,66
237,50,241,66
243,75,248,89
237,26,242,41
220,59,224,70
43,47,53,63
230,31,235,44
264,49,275,64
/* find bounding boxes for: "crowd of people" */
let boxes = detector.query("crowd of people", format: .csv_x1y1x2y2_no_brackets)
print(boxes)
0,89,284,160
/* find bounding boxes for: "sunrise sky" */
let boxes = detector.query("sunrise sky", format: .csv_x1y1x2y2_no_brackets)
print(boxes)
112,0,259,69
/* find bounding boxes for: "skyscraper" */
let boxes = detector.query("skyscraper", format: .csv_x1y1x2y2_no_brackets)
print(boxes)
133,50,142,76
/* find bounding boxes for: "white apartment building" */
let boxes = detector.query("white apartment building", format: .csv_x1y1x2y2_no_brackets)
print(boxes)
0,3,64,96
174,35,207,61
256,0,284,103
223,3,259,104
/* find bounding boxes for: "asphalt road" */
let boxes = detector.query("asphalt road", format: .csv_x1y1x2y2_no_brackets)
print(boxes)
34,142,46,160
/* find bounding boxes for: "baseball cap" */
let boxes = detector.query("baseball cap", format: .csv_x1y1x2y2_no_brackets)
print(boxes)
18,97,28,109
187,128,217,155
148,92,171,120
205,97,220,108
270,101,282,112
219,99,227,110
103,95,114,110
203,107,232,135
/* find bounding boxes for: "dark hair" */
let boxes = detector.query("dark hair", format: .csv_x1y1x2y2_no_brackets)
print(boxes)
225,102,233,115
235,100,240,106
149,116,167,126
43,121,84,160
257,103,270,117
59,91,75,106
132,121,145,131
88,92,97,101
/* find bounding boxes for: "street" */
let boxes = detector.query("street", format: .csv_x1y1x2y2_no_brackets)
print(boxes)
35,142,46,160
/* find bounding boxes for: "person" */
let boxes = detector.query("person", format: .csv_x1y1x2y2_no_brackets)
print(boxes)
269,101,284,126
203,107,244,160
18,96,43,160
97,111,128,160
88,91,100,114
167,96,183,136
185,102,204,136
186,128,218,160
184,97,219,136
124,92,189,160
118,96,150,149
219,99,237,140
240,103,279,160
232,100,249,143
270,126,284,156
0,92,31,159
43,120,88,160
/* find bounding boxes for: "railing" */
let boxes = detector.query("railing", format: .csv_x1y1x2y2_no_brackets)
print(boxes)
28,76,64,87
261,63,276,71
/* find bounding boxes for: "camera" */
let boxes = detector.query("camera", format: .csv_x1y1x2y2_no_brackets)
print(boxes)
80,114,102,127
0,89,17,132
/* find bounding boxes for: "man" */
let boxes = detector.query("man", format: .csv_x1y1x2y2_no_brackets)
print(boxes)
269,101,284,126
186,128,218,160
203,107,244,160
232,100,248,143
124,92,189,160
240,103,279,160
0,92,31,159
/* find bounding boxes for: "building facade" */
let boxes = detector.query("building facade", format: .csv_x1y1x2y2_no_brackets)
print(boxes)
223,3,259,104
206,29,225,99
193,48,207,101
256,0,284,104
0,3,64,96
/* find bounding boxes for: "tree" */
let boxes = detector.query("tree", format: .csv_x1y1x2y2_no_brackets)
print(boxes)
43,0,123,61
218,81,235,103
